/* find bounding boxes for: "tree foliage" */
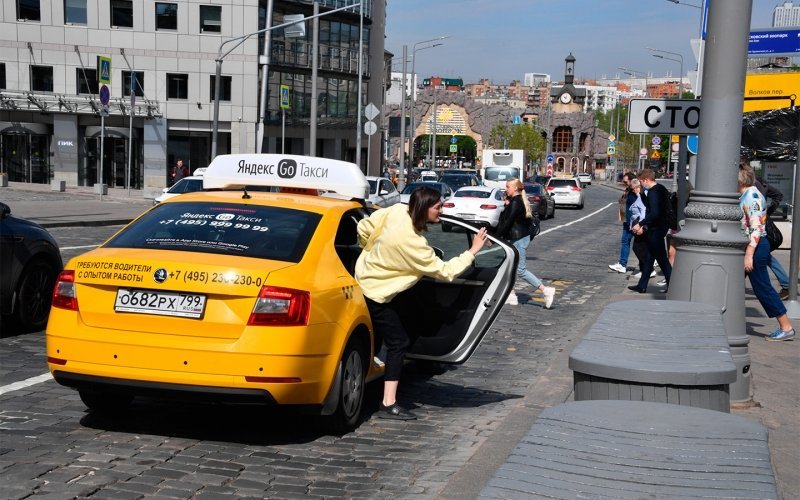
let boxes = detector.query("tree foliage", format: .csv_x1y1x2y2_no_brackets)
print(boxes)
487,123,546,164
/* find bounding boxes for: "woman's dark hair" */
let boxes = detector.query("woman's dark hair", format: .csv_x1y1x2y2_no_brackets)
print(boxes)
408,186,441,232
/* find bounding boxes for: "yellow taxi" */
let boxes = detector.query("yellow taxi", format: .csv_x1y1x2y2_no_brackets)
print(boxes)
46,154,517,431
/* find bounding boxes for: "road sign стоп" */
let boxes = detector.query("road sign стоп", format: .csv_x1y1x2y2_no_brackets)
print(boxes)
628,99,700,135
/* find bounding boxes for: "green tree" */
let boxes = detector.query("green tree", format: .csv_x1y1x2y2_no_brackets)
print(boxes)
487,123,546,164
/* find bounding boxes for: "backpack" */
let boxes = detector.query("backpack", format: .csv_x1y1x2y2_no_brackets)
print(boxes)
666,191,679,230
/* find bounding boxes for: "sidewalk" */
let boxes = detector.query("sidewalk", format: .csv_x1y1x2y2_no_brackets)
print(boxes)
0,181,151,228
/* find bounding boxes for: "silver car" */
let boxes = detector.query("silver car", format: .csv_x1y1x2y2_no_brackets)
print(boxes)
365,176,401,207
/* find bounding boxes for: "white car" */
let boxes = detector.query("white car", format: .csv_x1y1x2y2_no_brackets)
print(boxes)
399,182,453,204
442,186,506,229
577,172,592,186
546,177,585,209
152,168,207,205
365,176,401,207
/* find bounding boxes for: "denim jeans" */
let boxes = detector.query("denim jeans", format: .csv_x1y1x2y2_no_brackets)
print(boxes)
769,255,790,289
618,222,633,267
512,236,542,289
748,238,787,318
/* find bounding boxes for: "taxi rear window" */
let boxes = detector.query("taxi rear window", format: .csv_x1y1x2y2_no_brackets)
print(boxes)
105,202,322,263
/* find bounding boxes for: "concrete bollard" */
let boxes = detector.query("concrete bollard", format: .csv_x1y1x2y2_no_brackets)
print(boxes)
50,180,66,192
0,173,8,187
93,183,108,195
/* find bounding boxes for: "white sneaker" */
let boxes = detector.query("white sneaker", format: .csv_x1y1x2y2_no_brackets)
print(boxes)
608,263,626,273
505,292,519,305
542,287,555,309
633,270,657,279
656,279,668,287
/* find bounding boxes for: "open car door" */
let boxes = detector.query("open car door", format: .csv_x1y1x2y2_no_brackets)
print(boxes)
404,215,518,364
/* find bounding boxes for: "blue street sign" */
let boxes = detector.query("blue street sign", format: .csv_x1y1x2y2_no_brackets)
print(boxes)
687,135,699,155
450,136,457,144
748,28,800,58
512,116,521,125
99,85,110,106
546,153,554,163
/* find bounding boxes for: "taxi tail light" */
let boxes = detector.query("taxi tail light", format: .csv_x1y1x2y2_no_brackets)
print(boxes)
546,185,554,190
52,271,78,311
249,286,310,326
442,202,455,208
480,204,498,210
570,186,582,191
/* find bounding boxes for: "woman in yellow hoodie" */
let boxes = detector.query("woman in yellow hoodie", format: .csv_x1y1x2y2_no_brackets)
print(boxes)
355,186,488,420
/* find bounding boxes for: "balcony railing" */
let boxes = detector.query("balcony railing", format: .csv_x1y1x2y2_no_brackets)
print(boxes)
0,90,162,118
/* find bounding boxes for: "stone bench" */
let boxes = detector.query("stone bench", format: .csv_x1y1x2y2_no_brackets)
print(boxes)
480,400,777,499
569,300,736,412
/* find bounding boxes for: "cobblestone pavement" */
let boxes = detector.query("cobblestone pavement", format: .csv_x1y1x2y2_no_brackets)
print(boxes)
0,188,650,499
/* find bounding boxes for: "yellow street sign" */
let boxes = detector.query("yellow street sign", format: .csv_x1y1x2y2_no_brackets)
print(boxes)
744,72,800,112
650,150,661,160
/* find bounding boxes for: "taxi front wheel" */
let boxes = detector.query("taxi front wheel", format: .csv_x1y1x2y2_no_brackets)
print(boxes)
79,390,133,413
328,338,366,433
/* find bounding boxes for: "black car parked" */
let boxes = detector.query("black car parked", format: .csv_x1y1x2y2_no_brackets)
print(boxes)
0,202,63,333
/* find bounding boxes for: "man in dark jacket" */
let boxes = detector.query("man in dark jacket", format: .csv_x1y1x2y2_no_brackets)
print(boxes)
754,175,790,299
630,169,672,293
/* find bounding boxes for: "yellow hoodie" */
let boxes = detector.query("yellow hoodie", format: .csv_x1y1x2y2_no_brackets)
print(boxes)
355,204,475,303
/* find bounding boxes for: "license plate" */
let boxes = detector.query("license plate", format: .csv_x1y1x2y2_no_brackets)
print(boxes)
115,288,206,318
457,213,474,218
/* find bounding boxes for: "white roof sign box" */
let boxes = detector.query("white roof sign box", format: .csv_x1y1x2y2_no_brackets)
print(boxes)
204,154,369,200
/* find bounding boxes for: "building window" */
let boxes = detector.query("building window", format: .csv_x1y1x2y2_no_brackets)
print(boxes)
200,5,221,33
64,0,87,24
111,0,133,28
552,126,573,153
155,2,177,30
122,71,144,97
0,64,5,89
76,68,98,94
167,73,188,100
17,0,40,21
30,66,53,92
209,75,232,102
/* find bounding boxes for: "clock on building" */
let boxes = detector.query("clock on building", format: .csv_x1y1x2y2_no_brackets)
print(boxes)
559,92,572,104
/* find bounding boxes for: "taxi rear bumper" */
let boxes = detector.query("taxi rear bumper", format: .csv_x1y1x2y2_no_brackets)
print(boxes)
52,371,278,405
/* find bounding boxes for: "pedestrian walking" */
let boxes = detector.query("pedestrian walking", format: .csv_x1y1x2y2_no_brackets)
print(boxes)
355,186,489,420
608,172,636,273
493,178,555,308
753,173,791,300
171,158,187,185
629,169,672,293
628,179,649,272
738,164,795,341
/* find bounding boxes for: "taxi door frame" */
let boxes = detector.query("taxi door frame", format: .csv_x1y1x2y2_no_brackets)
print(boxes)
405,215,518,364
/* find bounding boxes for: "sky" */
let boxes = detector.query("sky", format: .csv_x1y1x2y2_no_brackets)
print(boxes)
385,0,780,84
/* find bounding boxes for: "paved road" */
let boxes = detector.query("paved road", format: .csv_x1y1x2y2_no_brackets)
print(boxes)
0,183,796,499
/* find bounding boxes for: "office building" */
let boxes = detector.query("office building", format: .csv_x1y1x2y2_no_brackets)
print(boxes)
0,0,385,196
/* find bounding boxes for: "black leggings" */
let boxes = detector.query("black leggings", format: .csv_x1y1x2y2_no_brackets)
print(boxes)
365,289,420,381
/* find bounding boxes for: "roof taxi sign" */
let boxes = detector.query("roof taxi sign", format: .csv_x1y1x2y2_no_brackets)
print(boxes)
203,154,370,200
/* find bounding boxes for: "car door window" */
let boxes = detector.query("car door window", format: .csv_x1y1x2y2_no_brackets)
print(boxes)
334,208,367,275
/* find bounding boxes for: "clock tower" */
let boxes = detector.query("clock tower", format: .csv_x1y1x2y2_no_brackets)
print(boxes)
551,53,584,112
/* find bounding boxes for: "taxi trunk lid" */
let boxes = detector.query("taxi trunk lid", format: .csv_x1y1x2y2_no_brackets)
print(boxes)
71,249,292,339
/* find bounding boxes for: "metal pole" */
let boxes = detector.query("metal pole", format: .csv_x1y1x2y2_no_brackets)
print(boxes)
430,88,437,167
432,89,438,168
668,0,753,403
255,0,273,153
354,1,364,168
211,59,222,159
785,111,800,318
127,73,135,196
281,108,285,153
309,1,319,156
398,45,407,187
99,111,104,201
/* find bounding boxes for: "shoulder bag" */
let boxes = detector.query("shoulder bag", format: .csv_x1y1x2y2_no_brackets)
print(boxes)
765,217,783,252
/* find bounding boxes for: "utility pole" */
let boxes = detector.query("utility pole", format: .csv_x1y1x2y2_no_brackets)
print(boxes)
668,0,753,403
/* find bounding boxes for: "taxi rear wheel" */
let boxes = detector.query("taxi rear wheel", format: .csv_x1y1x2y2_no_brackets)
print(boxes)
79,390,133,413
329,339,366,433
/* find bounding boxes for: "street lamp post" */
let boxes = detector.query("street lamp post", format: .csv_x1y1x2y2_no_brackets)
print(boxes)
408,39,446,173
211,2,360,159
619,67,649,170
400,35,449,176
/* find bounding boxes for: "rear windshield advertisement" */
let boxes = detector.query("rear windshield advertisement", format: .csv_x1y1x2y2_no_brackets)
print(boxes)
105,202,321,263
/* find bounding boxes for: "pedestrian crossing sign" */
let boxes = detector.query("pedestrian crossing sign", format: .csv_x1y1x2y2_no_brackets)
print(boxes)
280,85,290,110
97,56,112,85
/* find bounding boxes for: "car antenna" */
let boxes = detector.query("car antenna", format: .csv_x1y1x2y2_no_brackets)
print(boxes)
241,187,251,199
